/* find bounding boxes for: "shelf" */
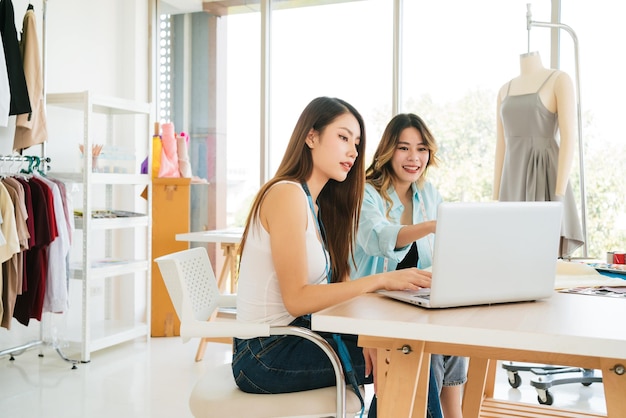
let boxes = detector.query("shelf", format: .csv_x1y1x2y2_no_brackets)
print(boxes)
66,320,149,353
47,91,151,115
47,90,152,363
70,259,149,280
74,215,149,230
50,172,149,185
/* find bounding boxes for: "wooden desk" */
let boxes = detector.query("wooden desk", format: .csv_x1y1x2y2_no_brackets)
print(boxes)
176,228,243,361
176,228,243,293
312,292,626,418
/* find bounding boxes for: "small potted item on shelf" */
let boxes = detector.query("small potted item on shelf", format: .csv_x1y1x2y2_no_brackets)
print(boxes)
78,143,103,172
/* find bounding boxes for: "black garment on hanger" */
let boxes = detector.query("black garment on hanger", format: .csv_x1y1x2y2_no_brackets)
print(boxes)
396,242,419,270
0,0,32,115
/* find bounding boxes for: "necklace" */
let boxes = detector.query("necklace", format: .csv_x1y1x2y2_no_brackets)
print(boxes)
301,182,332,283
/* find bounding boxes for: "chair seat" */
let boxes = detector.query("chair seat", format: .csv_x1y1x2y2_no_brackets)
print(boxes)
189,362,364,418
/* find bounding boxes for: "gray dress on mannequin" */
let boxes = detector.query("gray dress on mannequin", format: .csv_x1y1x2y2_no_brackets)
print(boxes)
499,71,584,257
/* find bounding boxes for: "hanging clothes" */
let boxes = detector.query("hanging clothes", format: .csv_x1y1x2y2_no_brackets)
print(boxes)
0,179,20,323
2,169,74,328
12,175,56,326
14,5,47,152
0,0,31,116
37,174,69,313
0,35,10,126
3,173,34,329
1,176,29,329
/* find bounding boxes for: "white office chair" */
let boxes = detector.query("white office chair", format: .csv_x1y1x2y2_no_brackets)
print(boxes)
154,247,363,418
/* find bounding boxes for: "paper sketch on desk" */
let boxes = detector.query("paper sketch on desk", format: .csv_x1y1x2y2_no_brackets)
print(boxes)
560,286,626,298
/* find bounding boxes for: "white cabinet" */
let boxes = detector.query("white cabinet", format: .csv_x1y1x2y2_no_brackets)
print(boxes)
46,91,152,362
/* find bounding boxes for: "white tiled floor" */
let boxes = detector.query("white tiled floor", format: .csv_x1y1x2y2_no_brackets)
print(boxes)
0,336,607,418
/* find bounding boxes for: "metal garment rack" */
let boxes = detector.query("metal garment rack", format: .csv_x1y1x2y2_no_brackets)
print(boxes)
0,1,79,369
526,3,588,258
0,155,79,369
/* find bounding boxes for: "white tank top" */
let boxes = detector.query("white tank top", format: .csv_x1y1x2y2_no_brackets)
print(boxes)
236,181,328,326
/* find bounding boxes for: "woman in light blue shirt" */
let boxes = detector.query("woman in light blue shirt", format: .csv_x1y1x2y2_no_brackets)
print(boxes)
351,113,467,418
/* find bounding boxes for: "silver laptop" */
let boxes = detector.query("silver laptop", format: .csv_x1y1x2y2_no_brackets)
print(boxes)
378,201,563,308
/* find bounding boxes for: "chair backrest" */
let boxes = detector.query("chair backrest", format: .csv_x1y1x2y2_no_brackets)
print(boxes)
155,247,221,324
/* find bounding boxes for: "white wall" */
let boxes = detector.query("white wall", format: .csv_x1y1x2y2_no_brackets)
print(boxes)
0,0,152,155
0,0,152,349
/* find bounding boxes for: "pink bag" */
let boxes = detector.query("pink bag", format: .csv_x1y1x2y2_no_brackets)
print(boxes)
158,122,180,178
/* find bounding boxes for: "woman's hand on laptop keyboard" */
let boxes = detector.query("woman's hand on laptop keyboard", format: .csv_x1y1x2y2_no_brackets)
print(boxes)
380,268,432,291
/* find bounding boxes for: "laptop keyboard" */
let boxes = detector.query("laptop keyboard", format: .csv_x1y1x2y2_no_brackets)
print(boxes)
408,290,431,300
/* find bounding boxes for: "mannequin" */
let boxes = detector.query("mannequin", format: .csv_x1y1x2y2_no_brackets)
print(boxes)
494,51,576,198
494,51,583,256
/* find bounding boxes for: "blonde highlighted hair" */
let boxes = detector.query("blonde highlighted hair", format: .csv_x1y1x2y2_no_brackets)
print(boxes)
366,113,439,218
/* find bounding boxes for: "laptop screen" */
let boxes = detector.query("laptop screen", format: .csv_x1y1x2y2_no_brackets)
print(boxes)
427,201,563,308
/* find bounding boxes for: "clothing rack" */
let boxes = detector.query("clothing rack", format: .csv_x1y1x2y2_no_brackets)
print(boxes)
526,3,587,258
0,154,79,368
0,154,50,173
0,1,79,369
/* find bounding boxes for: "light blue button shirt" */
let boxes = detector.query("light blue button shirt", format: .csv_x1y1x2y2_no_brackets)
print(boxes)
351,181,442,279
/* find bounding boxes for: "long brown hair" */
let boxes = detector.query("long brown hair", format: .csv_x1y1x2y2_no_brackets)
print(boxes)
238,97,366,283
366,113,439,218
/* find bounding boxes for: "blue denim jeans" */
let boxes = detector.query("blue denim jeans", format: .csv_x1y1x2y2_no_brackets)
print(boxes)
431,354,468,391
232,316,443,418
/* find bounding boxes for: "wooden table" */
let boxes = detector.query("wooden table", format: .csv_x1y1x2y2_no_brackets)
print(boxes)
312,292,626,417
176,228,243,361
176,228,243,293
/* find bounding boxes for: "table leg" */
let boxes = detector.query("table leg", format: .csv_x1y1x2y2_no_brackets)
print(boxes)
411,354,432,418
216,244,233,292
226,244,239,293
484,358,497,398
461,357,490,417
378,339,426,417
194,339,208,362
600,358,626,418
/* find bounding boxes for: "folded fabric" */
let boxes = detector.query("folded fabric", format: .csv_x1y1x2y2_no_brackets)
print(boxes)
177,132,192,178
158,122,180,178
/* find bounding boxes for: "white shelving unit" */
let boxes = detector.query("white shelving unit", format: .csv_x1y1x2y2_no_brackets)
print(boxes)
46,91,152,362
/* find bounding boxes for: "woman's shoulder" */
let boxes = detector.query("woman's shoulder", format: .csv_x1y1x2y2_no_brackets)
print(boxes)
265,180,305,201
259,180,308,227
364,182,377,194
364,182,385,201
270,179,302,188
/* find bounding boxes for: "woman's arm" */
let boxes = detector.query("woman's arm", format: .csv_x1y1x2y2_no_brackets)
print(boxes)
396,221,436,249
359,184,436,253
357,187,405,258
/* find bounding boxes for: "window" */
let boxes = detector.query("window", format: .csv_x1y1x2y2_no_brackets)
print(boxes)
401,0,550,203
269,0,393,172
226,12,261,226
168,0,624,258
560,1,626,257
